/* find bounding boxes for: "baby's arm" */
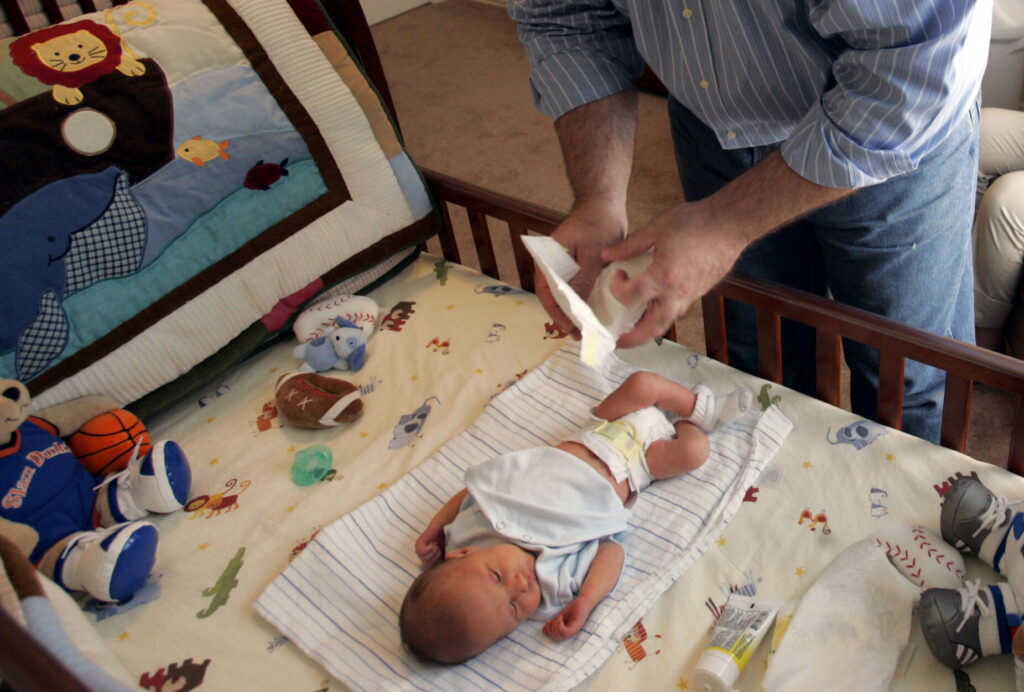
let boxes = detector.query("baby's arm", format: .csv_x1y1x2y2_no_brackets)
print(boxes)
592,371,696,421
415,488,468,568
543,541,625,642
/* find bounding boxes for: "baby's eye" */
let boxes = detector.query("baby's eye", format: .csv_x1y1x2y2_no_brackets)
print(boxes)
510,601,518,616
491,570,501,583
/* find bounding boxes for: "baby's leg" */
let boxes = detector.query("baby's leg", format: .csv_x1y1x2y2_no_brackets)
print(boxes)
593,371,697,421
645,420,710,479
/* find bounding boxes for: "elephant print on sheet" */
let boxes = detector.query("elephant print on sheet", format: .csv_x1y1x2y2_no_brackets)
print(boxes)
826,419,888,450
388,397,441,449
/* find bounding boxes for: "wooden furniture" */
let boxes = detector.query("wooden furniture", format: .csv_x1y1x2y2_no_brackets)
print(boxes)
2,1,1024,690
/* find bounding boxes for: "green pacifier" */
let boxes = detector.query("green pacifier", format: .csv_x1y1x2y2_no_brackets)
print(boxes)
291,445,333,485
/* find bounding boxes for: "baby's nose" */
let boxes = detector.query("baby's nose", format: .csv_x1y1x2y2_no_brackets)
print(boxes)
512,572,528,592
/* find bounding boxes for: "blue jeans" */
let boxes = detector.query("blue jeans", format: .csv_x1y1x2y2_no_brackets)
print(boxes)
668,99,979,443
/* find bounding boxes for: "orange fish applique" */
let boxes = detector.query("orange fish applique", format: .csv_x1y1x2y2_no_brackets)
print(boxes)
177,135,231,167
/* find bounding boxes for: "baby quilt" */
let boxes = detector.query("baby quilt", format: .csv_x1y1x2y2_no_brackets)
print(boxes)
0,0,436,409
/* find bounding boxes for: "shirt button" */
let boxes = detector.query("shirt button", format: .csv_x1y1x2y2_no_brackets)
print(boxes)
726,130,737,139
522,534,532,541
681,8,693,18
699,79,710,89
496,521,506,530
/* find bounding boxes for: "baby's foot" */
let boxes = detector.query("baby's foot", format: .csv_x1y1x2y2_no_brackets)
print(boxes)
688,385,753,432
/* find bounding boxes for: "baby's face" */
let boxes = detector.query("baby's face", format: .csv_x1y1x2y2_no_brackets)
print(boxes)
444,543,542,646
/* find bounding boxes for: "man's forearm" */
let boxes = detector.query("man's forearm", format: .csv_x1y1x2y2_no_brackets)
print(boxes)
702,149,855,250
554,87,638,212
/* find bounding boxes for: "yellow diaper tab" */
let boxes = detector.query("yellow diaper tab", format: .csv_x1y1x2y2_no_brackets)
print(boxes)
592,419,643,467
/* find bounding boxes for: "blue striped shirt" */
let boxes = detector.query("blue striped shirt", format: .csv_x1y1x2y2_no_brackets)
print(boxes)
509,0,992,188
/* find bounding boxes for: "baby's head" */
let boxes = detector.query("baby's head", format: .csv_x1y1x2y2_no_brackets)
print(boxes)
400,543,541,664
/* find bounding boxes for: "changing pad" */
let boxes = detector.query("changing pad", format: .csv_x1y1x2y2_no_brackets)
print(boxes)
255,343,793,691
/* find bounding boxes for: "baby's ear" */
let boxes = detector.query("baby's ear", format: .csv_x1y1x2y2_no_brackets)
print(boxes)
445,546,477,560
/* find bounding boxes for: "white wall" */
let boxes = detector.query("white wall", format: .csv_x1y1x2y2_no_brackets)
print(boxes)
359,0,429,25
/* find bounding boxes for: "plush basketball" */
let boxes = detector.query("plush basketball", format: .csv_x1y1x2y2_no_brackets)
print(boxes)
68,408,152,476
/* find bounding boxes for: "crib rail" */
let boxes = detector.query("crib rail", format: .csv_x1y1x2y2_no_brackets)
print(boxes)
702,277,1024,473
424,168,1024,473
424,168,561,291
0,0,115,35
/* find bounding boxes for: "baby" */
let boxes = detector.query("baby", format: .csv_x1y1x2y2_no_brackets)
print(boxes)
399,371,752,664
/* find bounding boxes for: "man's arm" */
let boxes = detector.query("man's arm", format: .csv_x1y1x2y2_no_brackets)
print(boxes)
536,88,639,336
414,488,468,567
542,541,624,641
605,149,853,347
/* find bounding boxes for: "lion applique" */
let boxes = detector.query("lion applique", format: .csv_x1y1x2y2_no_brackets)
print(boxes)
9,19,145,105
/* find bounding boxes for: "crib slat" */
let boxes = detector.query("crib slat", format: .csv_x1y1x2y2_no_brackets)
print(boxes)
702,292,728,364
940,374,973,452
757,309,782,383
877,351,905,429
509,221,534,291
2,0,29,34
815,330,842,406
1010,397,1024,476
468,209,499,280
40,0,64,23
435,201,461,265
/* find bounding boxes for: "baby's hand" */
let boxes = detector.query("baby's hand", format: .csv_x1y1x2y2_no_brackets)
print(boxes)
543,595,594,642
415,524,445,567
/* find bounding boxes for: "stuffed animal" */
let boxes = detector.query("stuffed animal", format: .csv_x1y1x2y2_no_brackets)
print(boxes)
0,379,191,602
292,317,368,372
275,372,364,429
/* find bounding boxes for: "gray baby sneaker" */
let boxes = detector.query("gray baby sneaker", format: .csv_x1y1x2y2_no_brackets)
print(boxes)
941,477,1012,560
919,580,1019,669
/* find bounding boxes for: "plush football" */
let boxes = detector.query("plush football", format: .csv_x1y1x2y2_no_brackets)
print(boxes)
68,408,152,475
275,372,364,429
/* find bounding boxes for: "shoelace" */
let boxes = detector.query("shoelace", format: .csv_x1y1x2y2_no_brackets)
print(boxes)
91,437,145,492
972,494,1024,538
955,579,988,633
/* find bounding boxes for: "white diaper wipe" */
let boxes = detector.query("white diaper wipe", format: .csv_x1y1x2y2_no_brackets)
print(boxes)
522,235,653,367
569,407,676,502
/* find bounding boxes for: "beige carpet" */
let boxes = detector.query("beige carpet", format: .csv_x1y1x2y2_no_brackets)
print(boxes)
372,0,1015,466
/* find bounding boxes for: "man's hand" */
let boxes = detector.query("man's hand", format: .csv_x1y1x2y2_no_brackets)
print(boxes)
534,199,627,338
603,149,854,348
602,197,744,348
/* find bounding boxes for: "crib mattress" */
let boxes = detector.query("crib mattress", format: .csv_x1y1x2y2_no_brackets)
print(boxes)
86,254,1023,691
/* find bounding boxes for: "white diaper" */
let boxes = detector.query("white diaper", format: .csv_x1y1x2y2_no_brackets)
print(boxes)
569,407,676,504
521,234,653,367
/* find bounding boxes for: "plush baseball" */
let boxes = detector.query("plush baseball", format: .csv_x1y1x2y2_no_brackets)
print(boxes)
293,294,378,342
873,523,965,590
275,372,364,429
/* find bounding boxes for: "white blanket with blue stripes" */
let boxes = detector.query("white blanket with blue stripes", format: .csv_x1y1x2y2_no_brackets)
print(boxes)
255,345,793,691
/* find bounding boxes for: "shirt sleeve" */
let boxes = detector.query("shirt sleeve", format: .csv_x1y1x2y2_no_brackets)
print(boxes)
508,0,646,121
781,0,991,188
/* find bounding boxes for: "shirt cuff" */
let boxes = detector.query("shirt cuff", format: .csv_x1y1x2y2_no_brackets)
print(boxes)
780,104,916,189
528,50,644,122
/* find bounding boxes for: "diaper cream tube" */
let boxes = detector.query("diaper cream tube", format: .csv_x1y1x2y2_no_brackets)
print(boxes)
694,594,782,692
